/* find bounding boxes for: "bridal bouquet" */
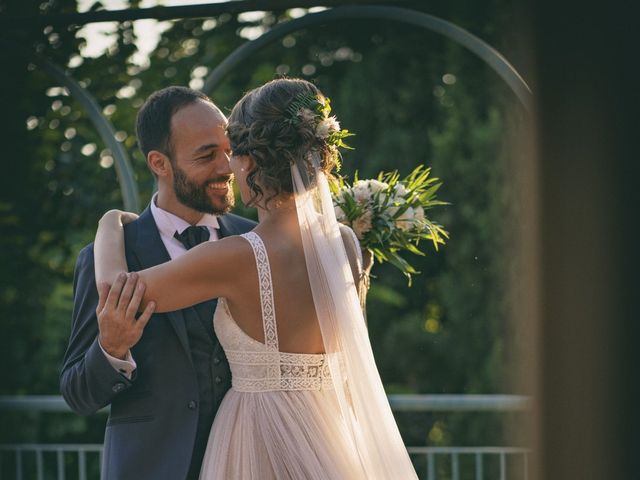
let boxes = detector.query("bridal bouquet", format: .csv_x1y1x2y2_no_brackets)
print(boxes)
331,165,449,283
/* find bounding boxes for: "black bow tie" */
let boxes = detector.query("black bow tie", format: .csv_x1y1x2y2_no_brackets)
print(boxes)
174,226,211,250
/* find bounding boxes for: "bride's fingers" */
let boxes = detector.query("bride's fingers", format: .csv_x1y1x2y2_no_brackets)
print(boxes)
135,300,156,332
117,273,138,311
105,273,127,312
121,212,139,225
126,280,146,321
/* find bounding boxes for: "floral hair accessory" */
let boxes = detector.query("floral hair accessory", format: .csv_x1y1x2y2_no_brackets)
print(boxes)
286,91,355,155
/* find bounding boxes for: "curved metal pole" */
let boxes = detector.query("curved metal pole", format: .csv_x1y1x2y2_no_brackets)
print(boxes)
38,57,141,212
203,5,532,110
0,0,395,27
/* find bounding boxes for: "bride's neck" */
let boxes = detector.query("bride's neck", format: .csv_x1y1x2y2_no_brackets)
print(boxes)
256,196,298,231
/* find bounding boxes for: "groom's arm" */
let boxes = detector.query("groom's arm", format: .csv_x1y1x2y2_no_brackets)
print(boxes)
59,244,135,415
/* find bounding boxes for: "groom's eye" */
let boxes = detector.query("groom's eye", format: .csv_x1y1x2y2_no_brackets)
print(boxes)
197,153,213,161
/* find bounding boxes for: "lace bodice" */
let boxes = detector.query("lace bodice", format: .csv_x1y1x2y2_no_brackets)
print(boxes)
213,232,332,393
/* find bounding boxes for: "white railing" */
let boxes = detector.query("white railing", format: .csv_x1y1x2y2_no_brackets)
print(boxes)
0,394,532,480
0,444,103,480
407,446,530,480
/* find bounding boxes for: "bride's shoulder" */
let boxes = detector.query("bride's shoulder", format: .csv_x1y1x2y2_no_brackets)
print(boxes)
210,234,253,254
191,234,254,270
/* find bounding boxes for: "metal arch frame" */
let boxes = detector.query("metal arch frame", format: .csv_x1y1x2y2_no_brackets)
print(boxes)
202,5,532,110
24,4,531,212
37,56,141,212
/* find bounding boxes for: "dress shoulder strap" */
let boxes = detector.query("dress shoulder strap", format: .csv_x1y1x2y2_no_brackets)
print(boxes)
240,232,279,351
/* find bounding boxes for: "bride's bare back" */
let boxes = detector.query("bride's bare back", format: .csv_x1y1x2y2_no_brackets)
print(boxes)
225,228,322,353
224,224,361,355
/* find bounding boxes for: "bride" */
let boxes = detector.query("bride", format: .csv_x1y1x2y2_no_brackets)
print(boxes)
94,78,418,479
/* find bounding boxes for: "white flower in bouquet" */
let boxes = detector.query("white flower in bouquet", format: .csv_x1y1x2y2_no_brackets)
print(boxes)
352,209,373,240
334,204,347,223
316,116,341,139
366,179,389,194
393,183,409,199
395,206,415,231
351,182,372,204
330,165,449,284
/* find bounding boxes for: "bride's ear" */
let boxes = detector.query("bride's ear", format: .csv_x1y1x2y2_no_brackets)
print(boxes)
240,155,257,174
242,155,257,173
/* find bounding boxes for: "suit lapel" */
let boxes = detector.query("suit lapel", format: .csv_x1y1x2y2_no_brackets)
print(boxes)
216,214,237,239
131,207,192,365
132,209,241,361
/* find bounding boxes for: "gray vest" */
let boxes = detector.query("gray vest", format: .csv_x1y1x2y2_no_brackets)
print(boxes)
184,298,230,480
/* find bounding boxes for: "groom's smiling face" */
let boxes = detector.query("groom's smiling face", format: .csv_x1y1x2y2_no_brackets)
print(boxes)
167,99,235,215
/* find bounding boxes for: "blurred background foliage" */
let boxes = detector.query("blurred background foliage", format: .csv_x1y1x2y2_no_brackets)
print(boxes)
0,0,530,455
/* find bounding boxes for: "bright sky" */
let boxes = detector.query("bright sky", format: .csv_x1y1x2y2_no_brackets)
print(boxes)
77,0,245,64
76,0,313,65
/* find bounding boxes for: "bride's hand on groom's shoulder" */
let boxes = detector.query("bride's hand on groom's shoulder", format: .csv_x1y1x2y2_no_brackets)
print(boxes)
99,209,139,227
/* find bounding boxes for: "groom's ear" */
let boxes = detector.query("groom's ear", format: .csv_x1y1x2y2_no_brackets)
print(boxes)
147,150,171,177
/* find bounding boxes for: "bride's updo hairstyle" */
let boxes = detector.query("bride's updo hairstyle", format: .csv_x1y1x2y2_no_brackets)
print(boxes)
227,78,341,207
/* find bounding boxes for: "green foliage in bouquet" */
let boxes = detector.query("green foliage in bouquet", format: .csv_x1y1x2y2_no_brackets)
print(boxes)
331,165,449,284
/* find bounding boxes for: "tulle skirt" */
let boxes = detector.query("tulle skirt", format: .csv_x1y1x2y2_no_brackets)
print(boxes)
198,388,367,479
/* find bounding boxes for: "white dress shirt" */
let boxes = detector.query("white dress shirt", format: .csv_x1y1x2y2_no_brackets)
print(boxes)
100,193,221,379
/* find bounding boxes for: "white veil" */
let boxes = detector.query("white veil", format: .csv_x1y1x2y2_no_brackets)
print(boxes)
291,155,418,480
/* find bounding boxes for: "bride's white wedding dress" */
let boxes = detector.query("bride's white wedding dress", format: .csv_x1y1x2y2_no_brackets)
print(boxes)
199,231,367,479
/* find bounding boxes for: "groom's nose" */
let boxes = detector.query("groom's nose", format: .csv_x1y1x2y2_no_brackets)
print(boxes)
213,150,232,176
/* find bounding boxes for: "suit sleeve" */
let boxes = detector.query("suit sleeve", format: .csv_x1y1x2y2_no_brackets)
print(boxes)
59,244,134,415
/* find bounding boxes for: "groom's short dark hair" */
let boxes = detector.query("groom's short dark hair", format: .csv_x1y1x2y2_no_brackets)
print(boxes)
136,86,211,160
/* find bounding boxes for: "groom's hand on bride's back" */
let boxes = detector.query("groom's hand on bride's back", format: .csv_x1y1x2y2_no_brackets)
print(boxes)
96,272,155,360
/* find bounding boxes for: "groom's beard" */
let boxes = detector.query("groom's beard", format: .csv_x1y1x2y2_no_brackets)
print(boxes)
172,165,235,216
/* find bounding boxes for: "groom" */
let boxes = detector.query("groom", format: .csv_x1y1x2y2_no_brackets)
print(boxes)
60,86,256,480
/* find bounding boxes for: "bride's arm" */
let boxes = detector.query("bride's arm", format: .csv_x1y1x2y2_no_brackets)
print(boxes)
94,210,246,313
339,225,370,320
94,210,132,288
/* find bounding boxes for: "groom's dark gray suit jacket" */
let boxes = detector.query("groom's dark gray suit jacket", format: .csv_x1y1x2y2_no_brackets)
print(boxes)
60,206,256,480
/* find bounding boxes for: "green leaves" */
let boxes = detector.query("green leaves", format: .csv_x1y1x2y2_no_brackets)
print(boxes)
333,164,450,284
328,128,355,150
285,91,320,125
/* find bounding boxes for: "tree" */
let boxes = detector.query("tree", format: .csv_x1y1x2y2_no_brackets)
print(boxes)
0,0,527,455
